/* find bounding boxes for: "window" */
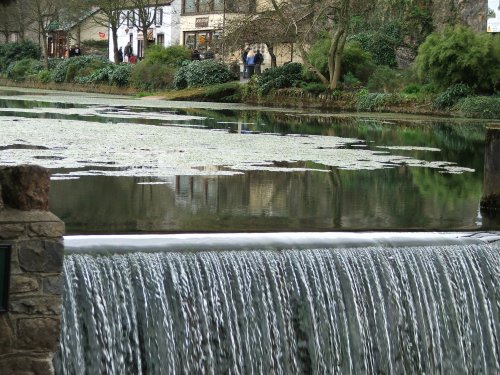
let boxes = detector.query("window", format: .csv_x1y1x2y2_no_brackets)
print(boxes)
127,11,137,27
184,31,220,51
157,34,165,46
184,0,196,13
156,8,163,25
198,0,210,12
137,39,144,57
182,0,237,14
214,0,224,11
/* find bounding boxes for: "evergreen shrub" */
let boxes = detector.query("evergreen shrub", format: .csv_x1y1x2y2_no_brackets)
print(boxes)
109,64,133,86
454,96,500,119
256,62,304,95
6,58,43,81
51,55,110,83
131,62,176,90
432,83,472,109
307,37,375,83
349,26,401,67
0,41,41,72
173,60,237,89
367,66,401,93
144,45,191,66
415,26,500,93
356,92,401,112
301,82,327,95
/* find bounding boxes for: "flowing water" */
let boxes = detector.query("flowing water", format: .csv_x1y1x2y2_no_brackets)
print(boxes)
56,234,500,374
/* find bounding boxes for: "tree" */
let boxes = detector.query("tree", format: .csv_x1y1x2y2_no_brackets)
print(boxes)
226,0,370,89
24,0,64,68
267,0,362,90
129,0,162,52
224,11,295,68
82,0,128,63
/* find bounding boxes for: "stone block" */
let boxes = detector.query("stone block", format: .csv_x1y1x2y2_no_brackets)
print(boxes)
0,165,50,211
0,315,14,353
43,275,63,295
0,354,54,375
16,317,60,352
9,296,62,315
10,275,40,294
28,221,65,238
18,240,63,273
0,223,26,239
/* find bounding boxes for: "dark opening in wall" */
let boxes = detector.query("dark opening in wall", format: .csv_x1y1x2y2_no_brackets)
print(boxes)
0,244,11,312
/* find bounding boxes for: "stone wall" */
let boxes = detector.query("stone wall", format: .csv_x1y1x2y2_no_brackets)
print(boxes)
0,166,64,375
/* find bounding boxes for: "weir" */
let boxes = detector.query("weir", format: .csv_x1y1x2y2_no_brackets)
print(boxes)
56,232,500,374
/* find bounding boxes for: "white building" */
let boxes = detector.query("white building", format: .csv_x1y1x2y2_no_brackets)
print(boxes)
109,1,181,61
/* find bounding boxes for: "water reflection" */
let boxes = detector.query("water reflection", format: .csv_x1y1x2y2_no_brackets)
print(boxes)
49,166,497,233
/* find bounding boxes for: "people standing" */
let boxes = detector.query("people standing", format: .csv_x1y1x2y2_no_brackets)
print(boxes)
118,47,123,63
124,42,132,62
241,47,250,78
129,54,137,64
246,49,256,78
254,49,264,75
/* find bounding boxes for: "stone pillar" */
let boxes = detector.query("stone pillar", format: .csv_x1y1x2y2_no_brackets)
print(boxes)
481,127,500,212
0,166,64,375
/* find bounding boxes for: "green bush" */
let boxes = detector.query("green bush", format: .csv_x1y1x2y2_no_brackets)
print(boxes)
74,65,113,84
51,55,110,83
131,61,176,90
356,92,401,112
349,25,402,67
432,83,472,109
401,83,422,94
202,82,242,102
415,26,500,93
255,62,304,95
367,66,401,93
454,96,500,119
144,45,191,66
6,58,43,81
173,60,237,89
301,82,327,95
307,37,375,84
341,41,376,84
342,72,361,88
0,41,41,72
36,69,52,83
109,64,133,86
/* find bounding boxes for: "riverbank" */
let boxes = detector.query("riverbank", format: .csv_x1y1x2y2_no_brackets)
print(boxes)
2,78,499,120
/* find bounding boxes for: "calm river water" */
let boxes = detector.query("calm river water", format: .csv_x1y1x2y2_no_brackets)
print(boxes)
0,87,498,232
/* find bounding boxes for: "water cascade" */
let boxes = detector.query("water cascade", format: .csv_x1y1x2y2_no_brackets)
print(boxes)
56,233,500,374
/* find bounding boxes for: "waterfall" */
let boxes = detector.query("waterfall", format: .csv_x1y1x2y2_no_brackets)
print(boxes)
55,234,500,374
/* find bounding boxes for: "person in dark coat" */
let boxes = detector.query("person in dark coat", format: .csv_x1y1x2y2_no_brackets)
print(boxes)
118,47,123,63
241,47,250,78
191,49,201,60
254,49,264,74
